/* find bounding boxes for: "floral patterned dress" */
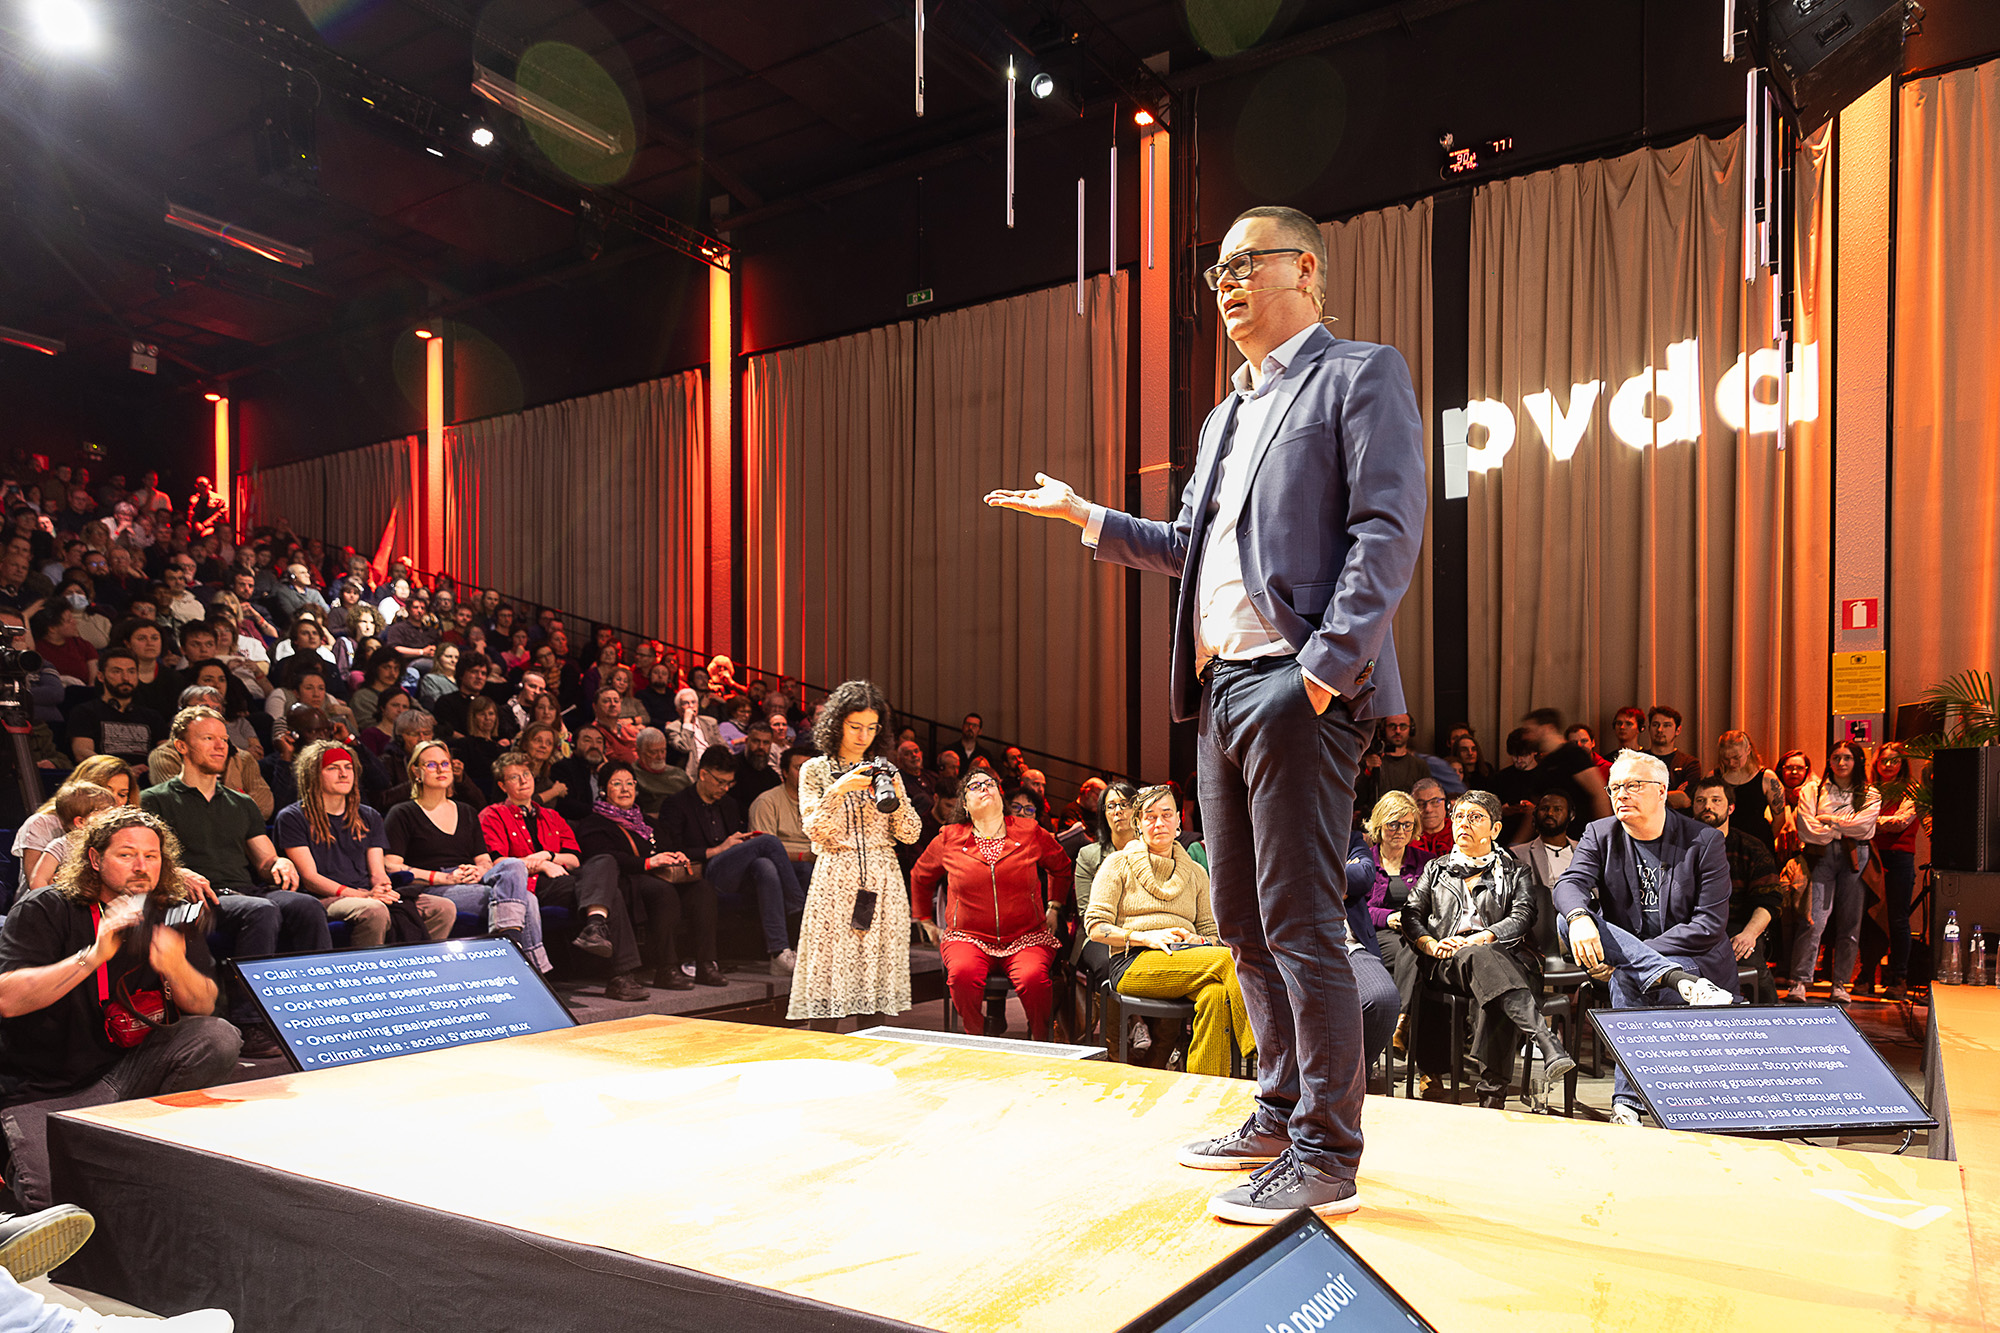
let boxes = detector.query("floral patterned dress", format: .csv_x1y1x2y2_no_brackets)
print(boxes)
788,756,922,1020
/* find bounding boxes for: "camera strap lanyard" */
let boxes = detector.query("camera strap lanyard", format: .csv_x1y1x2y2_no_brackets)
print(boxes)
88,904,112,1009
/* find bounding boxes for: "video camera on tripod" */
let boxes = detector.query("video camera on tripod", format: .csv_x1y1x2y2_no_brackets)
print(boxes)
0,622,48,815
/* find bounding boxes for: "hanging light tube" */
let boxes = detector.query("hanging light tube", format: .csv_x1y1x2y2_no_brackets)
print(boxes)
1005,62,1016,228
1146,136,1155,271
0,325,64,356
915,0,925,116
1076,177,1085,314
472,62,625,155
1108,143,1118,276
164,202,313,268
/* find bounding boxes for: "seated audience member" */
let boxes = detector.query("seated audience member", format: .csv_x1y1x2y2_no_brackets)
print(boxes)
717,697,756,753
665,688,719,773
349,650,403,731
1687,775,1781,1005
21,784,120,891
738,723,784,805
146,685,274,819
360,689,412,759
505,669,550,733
1865,743,1921,1001
449,695,506,803
656,747,805,975
573,761,724,991
1070,780,1140,989
933,750,964,822
416,643,462,710
430,655,496,738
383,740,547,974
1450,734,1494,786
1347,791,1432,1059
276,740,455,947
1786,739,1880,1005
1609,706,1646,757
515,722,566,806
910,769,1072,1040
142,707,332,965
118,620,183,720
30,602,96,686
1059,776,1106,834
589,686,640,765
701,655,742,719
66,648,166,766
1518,708,1611,827
481,753,650,1002
0,807,240,1207
181,656,262,756
550,724,607,821
747,745,816,871
1400,791,1572,1109
1568,723,1613,778
632,727,691,817
1555,750,1737,1127
12,756,137,890
1645,706,1702,809
1714,729,1783,857
1507,791,1577,892
635,664,679,725
1490,728,1541,845
1084,785,1252,1081
264,665,354,744
1368,713,1431,799
1409,778,1453,857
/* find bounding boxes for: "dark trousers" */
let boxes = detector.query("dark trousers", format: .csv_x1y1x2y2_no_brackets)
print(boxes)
2,1015,241,1207
622,872,719,973
1350,947,1401,1069
705,834,805,955
212,888,332,958
1857,848,1917,986
1419,944,1543,1094
537,855,641,975
1199,657,1368,1183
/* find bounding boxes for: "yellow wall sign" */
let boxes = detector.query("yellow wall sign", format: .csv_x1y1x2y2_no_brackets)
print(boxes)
1831,651,1886,715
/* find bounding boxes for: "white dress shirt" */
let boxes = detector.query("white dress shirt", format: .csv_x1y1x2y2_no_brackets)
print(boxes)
1085,322,1332,690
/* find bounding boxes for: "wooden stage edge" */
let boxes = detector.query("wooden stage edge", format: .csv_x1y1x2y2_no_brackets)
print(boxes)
54,1015,1986,1332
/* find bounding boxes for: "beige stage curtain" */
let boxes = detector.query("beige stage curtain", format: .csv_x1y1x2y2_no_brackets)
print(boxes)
906,273,1128,774
1321,203,1435,742
442,372,705,645
1467,130,1833,767
743,323,916,695
244,435,416,561
1892,60,2000,710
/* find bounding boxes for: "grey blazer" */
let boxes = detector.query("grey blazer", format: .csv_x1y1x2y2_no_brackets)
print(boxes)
1092,324,1426,723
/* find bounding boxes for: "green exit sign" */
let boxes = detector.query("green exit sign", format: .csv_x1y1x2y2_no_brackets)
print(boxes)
906,288,934,307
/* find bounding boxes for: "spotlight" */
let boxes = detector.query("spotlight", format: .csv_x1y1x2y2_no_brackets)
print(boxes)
1134,109,1155,127
425,146,445,158
1030,72,1054,99
203,391,222,402
470,125,495,148
29,0,98,52
414,328,435,340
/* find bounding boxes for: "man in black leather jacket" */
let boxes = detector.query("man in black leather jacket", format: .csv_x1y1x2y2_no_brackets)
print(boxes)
1400,790,1575,1108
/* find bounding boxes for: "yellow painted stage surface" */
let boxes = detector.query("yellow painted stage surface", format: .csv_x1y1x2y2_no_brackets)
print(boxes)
65,1016,1979,1331
1932,986,2000,1327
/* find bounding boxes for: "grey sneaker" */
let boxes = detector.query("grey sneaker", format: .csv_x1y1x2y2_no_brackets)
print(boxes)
1608,1103,1644,1127
0,1204,94,1280
1677,976,1736,1006
1177,1116,1289,1170
771,948,798,975
1208,1149,1360,1225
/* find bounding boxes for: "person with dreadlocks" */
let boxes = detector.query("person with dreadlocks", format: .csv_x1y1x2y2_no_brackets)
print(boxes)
0,807,241,1207
275,740,457,948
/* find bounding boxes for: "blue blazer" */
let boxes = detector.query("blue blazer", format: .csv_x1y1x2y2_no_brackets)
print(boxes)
1092,325,1426,723
1551,811,1735,987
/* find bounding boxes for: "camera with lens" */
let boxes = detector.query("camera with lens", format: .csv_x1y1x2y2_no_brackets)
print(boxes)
115,897,204,966
863,757,902,813
0,623,41,682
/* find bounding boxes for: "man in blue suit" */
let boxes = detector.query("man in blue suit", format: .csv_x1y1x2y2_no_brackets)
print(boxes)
988,206,1426,1222
1554,749,1738,1126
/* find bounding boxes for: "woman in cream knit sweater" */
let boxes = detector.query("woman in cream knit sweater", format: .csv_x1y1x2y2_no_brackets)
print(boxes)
1084,785,1253,1077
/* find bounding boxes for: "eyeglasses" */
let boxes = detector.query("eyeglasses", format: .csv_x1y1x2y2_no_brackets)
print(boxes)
1382,820,1415,833
963,780,1000,794
1608,780,1664,797
419,760,454,772
1201,248,1304,291
1415,796,1447,809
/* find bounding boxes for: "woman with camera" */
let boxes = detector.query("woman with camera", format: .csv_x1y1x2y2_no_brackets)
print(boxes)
909,769,1073,1040
786,680,922,1030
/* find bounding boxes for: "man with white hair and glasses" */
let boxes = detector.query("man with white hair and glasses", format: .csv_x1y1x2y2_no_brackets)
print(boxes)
1554,750,1737,1126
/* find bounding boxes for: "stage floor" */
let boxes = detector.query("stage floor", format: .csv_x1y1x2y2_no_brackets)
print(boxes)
59,1016,1982,1331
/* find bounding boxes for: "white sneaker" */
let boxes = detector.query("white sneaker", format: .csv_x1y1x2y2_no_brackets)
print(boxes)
76,1312,234,1331
1828,986,1853,1005
1677,976,1736,1007
770,948,797,975
1608,1104,1644,1127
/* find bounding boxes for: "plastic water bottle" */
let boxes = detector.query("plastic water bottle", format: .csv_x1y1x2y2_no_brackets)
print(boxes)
1972,925,1987,987
1942,912,1963,985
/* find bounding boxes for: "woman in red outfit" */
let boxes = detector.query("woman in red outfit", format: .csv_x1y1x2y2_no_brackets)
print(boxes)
910,769,1073,1040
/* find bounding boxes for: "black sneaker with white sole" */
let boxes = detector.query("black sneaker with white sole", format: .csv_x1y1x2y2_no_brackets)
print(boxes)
1177,1116,1290,1170
1208,1149,1361,1225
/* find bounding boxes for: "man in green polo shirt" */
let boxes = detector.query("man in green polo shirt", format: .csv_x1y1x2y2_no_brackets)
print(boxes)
141,707,331,960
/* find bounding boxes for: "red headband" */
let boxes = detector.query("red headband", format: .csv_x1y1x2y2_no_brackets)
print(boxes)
318,745,355,771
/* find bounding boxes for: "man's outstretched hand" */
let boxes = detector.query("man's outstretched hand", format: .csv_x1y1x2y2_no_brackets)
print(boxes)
984,473,1090,528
